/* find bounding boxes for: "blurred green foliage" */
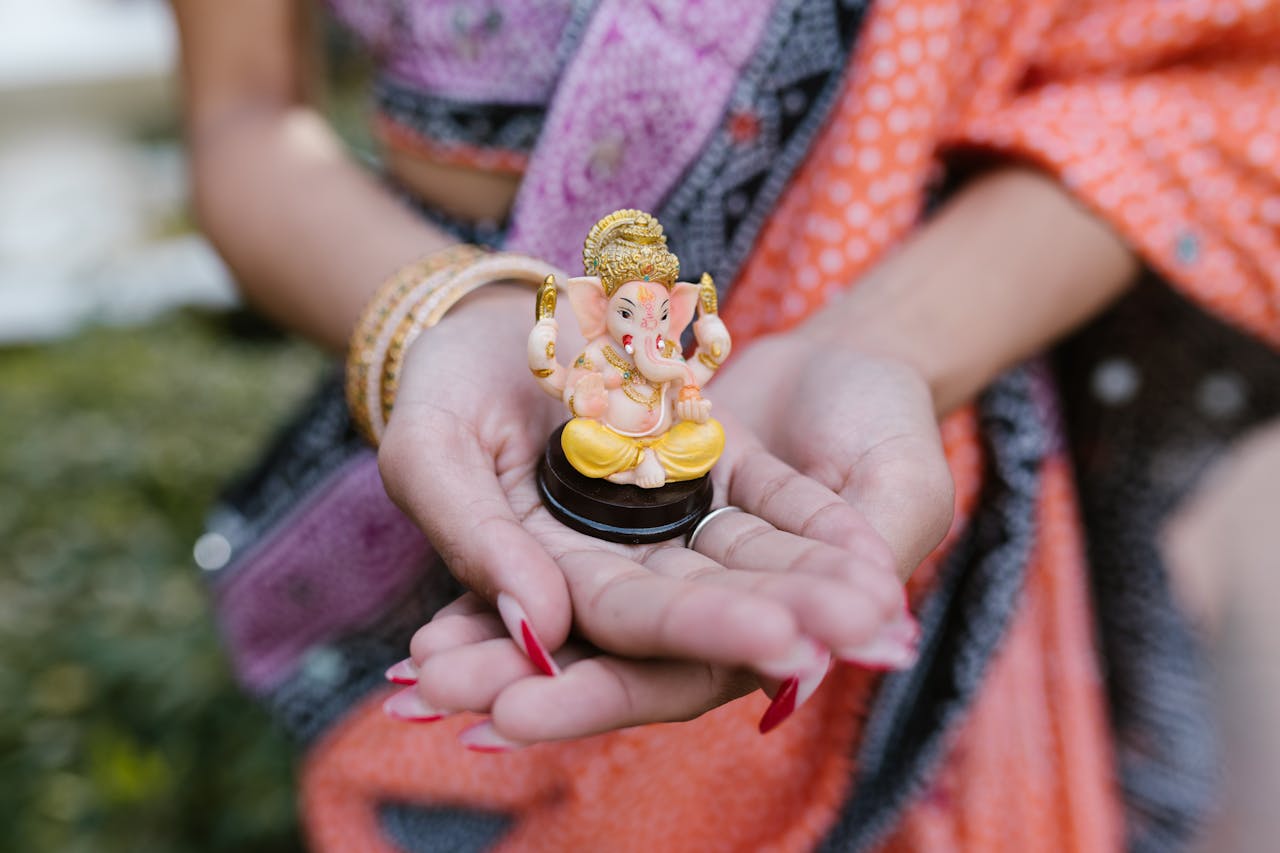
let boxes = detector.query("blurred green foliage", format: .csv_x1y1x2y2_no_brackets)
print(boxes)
0,316,324,852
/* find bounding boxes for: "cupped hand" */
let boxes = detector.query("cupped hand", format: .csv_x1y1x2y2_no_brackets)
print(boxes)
715,333,955,579
385,313,949,745
378,286,911,711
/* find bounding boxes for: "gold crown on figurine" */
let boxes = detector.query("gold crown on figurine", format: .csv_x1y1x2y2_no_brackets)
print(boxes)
583,209,680,296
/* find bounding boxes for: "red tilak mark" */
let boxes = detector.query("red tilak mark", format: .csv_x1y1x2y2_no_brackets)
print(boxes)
758,677,799,734
522,621,558,677
463,743,512,754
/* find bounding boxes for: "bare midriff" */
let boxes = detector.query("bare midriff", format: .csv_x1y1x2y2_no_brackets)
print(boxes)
383,144,522,225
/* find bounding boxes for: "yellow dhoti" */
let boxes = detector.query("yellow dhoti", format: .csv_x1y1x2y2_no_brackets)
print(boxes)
561,418,725,482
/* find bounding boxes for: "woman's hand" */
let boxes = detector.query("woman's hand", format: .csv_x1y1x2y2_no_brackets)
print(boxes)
717,334,955,580
385,322,951,746
378,286,913,719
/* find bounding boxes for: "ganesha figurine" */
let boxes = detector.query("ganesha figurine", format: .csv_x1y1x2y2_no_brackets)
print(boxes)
528,209,733,543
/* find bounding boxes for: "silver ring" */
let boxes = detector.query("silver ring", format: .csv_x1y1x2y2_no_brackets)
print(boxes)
686,506,744,551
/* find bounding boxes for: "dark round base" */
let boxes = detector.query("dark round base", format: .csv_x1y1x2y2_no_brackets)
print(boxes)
536,422,714,545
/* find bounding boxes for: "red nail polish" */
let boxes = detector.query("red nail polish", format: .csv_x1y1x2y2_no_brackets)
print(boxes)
497,592,561,677
520,620,558,677
758,677,799,734
382,687,445,723
458,720,523,753
384,658,419,685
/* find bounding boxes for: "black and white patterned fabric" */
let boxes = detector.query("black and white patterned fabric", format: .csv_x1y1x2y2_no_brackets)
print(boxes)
1058,276,1280,852
826,363,1052,851
659,0,872,302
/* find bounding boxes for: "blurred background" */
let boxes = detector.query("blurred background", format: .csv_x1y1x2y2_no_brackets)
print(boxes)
0,1,367,849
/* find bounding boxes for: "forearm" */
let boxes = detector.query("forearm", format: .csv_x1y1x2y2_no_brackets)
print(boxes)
189,104,454,350
808,167,1140,415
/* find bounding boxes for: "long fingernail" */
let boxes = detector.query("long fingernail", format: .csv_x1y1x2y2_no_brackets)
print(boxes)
384,658,419,685
496,592,560,677
756,636,826,681
837,609,919,670
759,677,799,734
794,649,832,706
459,720,525,753
382,687,446,722
758,647,832,735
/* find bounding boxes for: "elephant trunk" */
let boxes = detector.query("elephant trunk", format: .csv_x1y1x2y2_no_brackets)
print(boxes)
634,334,695,387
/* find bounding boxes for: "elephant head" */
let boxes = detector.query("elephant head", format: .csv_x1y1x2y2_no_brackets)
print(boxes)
566,275,700,385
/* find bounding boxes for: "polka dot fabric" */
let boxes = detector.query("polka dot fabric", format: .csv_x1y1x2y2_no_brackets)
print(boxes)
727,0,1280,345
298,1,1278,850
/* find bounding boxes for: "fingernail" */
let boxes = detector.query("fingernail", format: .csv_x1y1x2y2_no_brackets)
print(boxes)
837,609,919,670
793,649,833,706
459,720,525,753
382,687,445,722
756,636,826,681
384,658,419,685
496,592,560,677
758,677,798,734
758,647,832,735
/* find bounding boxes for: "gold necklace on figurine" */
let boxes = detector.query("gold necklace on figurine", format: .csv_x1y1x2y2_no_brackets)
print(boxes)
602,345,663,411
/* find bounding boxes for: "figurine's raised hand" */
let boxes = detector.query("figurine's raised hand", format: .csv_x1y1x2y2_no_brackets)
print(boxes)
526,318,558,374
693,315,732,363
379,286,913,732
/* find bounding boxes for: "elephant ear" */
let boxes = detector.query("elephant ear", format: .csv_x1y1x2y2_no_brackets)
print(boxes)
566,276,609,340
667,282,700,338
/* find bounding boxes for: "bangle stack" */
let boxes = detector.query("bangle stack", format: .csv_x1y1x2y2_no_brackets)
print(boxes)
345,246,565,446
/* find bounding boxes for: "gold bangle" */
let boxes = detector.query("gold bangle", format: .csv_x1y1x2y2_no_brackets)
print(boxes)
374,252,569,438
345,245,485,445
697,352,721,371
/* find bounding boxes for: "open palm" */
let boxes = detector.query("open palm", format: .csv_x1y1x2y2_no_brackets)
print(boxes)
378,289,912,734
380,290,949,744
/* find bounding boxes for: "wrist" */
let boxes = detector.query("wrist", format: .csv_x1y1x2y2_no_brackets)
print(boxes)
806,259,954,415
348,249,565,444
447,280,534,320
806,166,1139,415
